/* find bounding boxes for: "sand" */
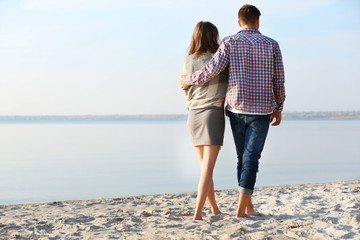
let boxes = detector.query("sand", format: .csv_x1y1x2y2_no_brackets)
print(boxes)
0,180,359,240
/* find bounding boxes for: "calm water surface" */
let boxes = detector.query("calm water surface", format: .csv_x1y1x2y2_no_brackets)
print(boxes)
0,120,359,204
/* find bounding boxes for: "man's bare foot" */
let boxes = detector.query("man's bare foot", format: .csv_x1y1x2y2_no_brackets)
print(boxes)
245,199,254,212
247,211,262,216
244,199,263,216
236,193,251,218
236,213,256,219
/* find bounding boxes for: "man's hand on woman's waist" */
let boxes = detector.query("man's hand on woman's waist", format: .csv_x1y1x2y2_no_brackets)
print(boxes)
180,75,190,90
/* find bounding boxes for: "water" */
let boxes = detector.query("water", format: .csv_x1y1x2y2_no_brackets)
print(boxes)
0,120,359,205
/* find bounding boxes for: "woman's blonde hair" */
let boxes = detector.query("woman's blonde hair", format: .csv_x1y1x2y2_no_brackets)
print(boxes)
188,21,219,56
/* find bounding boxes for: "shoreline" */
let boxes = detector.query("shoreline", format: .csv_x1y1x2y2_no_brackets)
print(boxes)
0,111,360,123
1,180,359,239
1,179,358,207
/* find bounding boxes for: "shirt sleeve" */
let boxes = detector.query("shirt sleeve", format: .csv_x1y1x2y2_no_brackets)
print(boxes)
185,39,230,85
273,43,286,112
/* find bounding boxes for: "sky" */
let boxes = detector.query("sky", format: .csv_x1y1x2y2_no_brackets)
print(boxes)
0,0,359,115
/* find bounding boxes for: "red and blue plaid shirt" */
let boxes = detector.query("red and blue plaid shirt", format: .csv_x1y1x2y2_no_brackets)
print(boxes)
185,28,285,113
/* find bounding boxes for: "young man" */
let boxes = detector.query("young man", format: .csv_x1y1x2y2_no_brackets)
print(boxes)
181,4,285,217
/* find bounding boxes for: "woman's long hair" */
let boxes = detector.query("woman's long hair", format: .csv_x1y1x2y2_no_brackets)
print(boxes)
188,21,219,56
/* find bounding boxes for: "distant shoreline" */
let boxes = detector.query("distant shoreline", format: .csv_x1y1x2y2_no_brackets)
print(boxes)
0,111,359,123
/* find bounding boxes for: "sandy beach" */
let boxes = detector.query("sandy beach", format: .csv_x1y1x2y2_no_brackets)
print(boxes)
0,180,359,239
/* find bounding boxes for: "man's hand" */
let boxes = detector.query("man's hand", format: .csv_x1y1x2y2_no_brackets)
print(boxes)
270,111,282,126
180,75,190,90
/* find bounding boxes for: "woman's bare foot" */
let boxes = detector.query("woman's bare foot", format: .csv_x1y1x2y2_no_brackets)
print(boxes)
211,206,222,216
193,211,203,220
236,212,247,218
213,210,222,216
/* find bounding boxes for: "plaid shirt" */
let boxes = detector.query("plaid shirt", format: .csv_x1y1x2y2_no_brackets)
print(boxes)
185,28,285,113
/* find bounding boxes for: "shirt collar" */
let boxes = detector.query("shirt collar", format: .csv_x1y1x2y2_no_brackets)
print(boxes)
239,28,260,34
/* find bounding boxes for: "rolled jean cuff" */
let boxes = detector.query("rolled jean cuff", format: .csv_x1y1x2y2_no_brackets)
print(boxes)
238,186,254,195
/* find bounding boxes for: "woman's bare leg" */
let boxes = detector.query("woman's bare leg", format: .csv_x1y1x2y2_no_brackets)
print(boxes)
194,146,221,216
193,145,221,220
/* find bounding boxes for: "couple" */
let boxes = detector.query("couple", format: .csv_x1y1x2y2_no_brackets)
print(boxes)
181,4,286,220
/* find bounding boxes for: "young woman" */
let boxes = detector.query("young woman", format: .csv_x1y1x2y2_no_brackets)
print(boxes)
182,21,228,220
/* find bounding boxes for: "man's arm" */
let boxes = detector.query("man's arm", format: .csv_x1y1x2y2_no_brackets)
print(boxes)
182,39,230,89
272,43,286,113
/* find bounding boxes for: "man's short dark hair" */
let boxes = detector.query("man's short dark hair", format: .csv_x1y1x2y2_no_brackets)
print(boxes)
238,4,261,26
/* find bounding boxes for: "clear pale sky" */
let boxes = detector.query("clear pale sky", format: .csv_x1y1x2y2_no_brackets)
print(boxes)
0,0,359,115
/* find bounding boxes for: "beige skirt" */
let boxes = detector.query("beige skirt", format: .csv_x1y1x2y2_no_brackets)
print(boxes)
187,107,225,146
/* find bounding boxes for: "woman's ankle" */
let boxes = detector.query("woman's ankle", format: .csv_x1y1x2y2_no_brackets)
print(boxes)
211,206,221,215
193,213,203,220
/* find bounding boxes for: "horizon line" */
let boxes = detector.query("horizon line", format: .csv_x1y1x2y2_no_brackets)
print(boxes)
0,110,360,117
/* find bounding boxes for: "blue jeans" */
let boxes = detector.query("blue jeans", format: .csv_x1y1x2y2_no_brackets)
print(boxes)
229,112,271,195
